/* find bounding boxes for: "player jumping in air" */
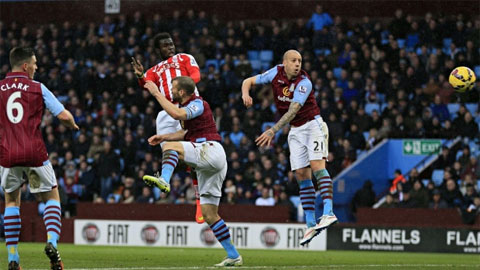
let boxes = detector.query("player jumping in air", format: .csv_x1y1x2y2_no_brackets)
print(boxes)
0,47,79,270
142,76,243,266
131,32,204,223
241,50,337,246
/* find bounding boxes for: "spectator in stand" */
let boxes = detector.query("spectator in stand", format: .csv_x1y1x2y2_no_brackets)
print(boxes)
459,112,479,139
380,193,396,208
442,179,464,208
458,146,471,168
429,189,448,209
409,180,429,208
276,191,296,222
397,187,416,208
255,187,275,206
430,94,450,122
307,4,333,48
389,169,406,194
462,196,480,225
137,186,155,203
350,180,376,215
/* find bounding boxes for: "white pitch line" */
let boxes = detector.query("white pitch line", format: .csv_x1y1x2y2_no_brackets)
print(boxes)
27,264,480,270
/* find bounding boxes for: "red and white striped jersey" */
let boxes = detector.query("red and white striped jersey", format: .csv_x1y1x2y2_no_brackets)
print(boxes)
138,53,200,101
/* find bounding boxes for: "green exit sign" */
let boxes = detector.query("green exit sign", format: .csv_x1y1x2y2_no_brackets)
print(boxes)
403,139,442,155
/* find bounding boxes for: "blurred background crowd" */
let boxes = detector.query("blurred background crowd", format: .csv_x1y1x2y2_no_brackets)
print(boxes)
0,5,479,220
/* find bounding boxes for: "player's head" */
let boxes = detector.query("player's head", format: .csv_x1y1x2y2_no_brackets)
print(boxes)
154,32,175,59
282,50,302,78
171,76,195,102
9,47,37,79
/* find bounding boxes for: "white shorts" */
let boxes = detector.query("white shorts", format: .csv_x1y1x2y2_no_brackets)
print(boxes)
180,141,227,205
288,117,329,171
156,110,182,136
0,162,57,193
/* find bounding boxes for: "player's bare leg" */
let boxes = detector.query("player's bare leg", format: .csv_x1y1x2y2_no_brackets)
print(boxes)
202,204,242,267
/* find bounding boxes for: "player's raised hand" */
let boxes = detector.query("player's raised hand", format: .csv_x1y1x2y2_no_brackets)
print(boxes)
148,134,166,146
242,94,253,108
130,57,144,78
255,129,275,147
144,81,160,96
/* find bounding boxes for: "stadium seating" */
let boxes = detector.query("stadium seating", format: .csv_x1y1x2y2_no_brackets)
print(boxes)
261,62,271,71
422,179,430,187
465,103,478,114
205,59,219,71
363,131,370,141
259,50,273,62
474,65,480,78
250,60,262,72
447,103,460,118
468,141,479,156
456,150,463,160
247,50,260,61
443,38,452,49
406,34,419,49
431,170,444,186
365,103,380,115
333,67,343,79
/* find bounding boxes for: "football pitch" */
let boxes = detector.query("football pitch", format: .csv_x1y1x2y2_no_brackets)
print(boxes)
5,243,479,270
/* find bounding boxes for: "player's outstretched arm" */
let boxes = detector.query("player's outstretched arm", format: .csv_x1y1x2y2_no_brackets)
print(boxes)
57,110,79,130
255,102,302,147
241,76,257,108
148,130,187,145
144,81,188,120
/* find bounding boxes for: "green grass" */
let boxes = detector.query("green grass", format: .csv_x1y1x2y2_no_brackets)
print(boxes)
4,243,480,269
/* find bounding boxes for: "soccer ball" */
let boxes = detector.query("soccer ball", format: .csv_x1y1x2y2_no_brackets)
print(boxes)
449,66,476,92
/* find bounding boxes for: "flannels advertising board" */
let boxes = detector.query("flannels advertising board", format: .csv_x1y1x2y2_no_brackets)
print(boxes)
327,226,480,253
74,220,326,250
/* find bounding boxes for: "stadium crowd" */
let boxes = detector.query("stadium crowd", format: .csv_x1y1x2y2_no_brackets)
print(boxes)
0,6,479,219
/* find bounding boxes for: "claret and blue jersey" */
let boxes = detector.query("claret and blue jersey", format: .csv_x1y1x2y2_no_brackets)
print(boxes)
256,64,313,106
0,72,64,167
255,65,320,127
180,95,221,143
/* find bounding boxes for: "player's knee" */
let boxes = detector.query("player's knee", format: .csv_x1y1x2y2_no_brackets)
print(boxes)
295,169,310,180
203,211,219,224
162,142,175,152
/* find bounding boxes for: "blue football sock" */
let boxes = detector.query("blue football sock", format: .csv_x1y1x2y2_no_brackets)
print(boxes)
4,206,21,263
314,169,334,216
210,219,239,259
161,150,179,184
299,179,316,227
43,200,62,248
